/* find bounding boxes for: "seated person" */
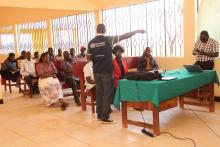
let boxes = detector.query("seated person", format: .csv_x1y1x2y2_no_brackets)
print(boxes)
1,53,21,90
33,51,40,62
48,47,55,61
55,48,63,61
69,48,78,62
113,45,128,88
77,46,86,58
137,47,158,72
20,51,39,94
60,51,81,106
16,50,26,68
36,52,68,110
83,58,95,93
16,50,26,61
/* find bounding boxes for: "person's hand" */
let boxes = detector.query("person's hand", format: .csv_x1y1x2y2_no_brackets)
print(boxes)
137,30,146,34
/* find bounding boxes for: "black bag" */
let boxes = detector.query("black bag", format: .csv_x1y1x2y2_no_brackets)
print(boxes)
125,71,161,81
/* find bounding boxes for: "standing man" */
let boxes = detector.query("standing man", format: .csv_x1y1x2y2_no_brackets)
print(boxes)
193,31,219,70
87,24,145,124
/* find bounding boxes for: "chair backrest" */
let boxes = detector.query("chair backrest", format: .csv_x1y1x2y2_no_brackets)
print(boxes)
123,56,139,69
72,61,89,91
1,63,6,85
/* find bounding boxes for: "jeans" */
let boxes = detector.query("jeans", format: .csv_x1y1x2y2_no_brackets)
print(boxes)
94,73,114,120
24,75,39,93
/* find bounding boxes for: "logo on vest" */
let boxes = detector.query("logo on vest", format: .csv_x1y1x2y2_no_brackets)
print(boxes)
90,42,106,48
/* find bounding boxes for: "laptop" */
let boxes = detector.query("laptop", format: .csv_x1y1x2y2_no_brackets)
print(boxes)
183,65,203,73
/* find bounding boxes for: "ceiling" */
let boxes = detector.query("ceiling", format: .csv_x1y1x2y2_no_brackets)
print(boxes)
0,0,151,10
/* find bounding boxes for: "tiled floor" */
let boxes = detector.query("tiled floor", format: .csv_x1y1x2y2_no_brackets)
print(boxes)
0,87,220,147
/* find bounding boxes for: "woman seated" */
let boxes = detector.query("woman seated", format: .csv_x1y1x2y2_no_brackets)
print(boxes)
1,53,21,91
36,52,68,110
137,47,158,72
113,45,128,88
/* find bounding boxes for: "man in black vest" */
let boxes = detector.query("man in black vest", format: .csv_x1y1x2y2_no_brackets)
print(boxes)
87,24,145,124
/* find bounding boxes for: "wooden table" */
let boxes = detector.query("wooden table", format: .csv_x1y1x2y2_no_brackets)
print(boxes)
121,83,214,136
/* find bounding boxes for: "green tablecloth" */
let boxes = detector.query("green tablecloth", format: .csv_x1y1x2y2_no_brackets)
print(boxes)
113,69,219,110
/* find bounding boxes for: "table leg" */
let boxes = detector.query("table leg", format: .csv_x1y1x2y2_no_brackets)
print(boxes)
122,101,128,128
179,96,184,108
152,105,160,136
209,83,215,112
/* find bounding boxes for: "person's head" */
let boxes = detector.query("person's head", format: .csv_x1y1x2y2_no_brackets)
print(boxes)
70,48,75,57
63,51,70,60
21,50,26,58
97,24,106,34
58,48,62,56
143,47,151,57
39,52,49,63
80,46,86,55
48,47,53,55
113,45,125,60
34,51,39,58
25,51,31,60
200,30,209,43
7,53,15,61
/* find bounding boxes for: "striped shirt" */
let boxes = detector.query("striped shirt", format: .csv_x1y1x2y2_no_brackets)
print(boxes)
193,38,219,62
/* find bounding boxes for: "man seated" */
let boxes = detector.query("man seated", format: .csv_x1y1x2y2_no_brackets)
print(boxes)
69,48,78,62
137,47,158,72
33,51,40,62
77,46,87,58
55,48,63,61
48,47,55,61
83,58,95,93
16,50,26,61
20,52,39,94
16,50,26,68
60,51,81,106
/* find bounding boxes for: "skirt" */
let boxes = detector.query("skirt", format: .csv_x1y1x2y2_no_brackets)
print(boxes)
38,77,63,106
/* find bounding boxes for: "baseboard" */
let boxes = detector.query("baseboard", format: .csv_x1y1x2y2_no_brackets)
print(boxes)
0,99,3,104
215,96,220,102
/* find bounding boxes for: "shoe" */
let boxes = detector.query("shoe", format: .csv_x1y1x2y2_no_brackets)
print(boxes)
61,102,69,111
101,119,116,124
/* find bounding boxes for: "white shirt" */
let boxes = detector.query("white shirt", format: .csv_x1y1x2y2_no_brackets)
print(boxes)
20,59,36,78
83,62,95,90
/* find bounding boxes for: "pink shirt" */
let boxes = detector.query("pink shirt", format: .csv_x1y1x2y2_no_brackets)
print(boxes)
36,61,57,76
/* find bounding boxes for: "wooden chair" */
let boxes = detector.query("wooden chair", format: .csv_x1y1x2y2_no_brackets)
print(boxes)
72,61,96,113
1,63,25,93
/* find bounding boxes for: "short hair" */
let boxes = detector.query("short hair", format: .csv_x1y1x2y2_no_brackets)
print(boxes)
7,52,15,60
97,24,106,34
200,30,209,36
21,50,26,54
113,45,125,55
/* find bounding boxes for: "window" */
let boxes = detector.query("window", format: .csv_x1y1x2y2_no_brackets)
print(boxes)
52,12,95,54
102,0,183,57
0,26,15,54
17,21,48,53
